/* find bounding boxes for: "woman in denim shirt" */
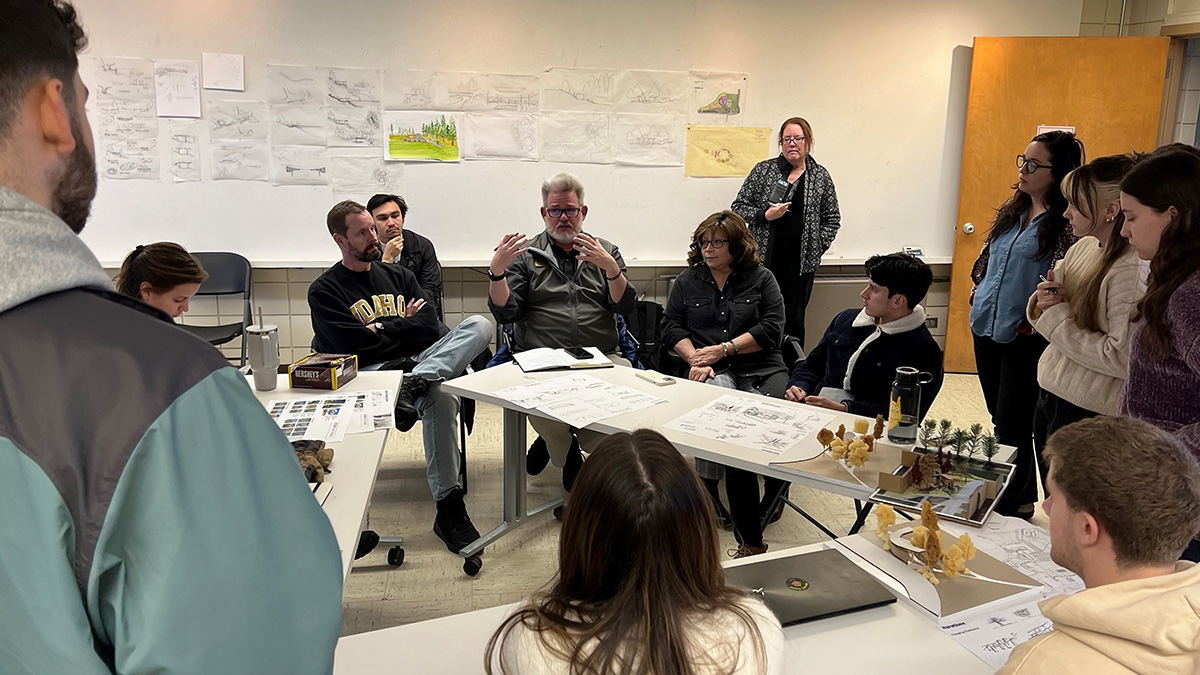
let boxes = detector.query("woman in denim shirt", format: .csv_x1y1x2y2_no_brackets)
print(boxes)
662,211,787,558
969,130,1083,518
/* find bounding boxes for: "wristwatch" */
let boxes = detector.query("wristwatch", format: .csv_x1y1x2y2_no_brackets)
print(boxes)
486,269,508,281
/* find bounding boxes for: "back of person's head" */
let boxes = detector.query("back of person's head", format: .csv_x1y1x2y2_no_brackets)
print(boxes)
864,253,932,308
686,210,760,269
1060,154,1137,333
487,430,765,675
113,242,208,298
541,172,585,206
0,0,86,141
326,199,367,237
1121,145,1200,354
1044,417,1200,568
366,193,407,218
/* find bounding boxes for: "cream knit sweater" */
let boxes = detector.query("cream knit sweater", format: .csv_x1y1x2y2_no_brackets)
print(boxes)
1026,238,1142,416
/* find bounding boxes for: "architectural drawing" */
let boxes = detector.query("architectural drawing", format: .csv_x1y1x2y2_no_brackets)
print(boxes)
94,98,157,140
270,104,328,145
485,74,539,113
463,113,538,161
329,155,403,196
664,394,835,456
89,56,155,100
270,146,329,186
206,100,269,140
382,69,436,110
383,111,460,162
210,140,269,181
434,72,488,111
539,112,613,164
613,70,689,115
327,67,381,106
326,105,382,147
688,71,749,124
100,137,158,180
541,67,616,111
612,113,685,166
968,522,1084,598
266,64,328,106
164,119,201,182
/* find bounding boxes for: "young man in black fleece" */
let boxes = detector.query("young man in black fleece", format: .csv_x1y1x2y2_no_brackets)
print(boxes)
308,200,493,555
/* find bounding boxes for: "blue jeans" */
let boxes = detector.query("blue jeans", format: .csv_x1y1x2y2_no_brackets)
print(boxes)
408,315,493,500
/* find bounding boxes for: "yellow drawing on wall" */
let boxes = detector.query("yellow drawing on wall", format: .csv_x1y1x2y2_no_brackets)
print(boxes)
684,125,772,177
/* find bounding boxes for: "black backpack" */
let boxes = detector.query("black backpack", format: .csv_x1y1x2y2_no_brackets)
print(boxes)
623,299,668,372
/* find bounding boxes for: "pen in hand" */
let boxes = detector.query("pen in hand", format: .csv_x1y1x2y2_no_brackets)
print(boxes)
1039,275,1059,295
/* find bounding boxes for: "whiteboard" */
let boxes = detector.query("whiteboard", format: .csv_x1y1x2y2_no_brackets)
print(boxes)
74,0,1083,266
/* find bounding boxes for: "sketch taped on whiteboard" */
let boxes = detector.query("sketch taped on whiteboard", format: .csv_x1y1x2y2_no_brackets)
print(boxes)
152,59,201,118
94,98,157,140
688,71,748,124
202,52,244,91
101,137,159,180
206,100,268,140
614,70,690,115
463,113,538,161
270,104,328,146
329,155,403,196
89,56,155,100
612,113,686,166
485,73,539,113
383,69,436,110
266,64,328,106
540,112,613,164
271,146,329,186
165,119,201,182
327,67,381,107
541,67,616,111
434,71,488,111
211,140,269,181
327,105,382,148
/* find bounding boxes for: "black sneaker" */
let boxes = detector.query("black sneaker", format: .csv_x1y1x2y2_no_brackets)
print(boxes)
433,488,482,554
354,530,380,560
527,437,550,476
394,375,430,432
562,438,583,492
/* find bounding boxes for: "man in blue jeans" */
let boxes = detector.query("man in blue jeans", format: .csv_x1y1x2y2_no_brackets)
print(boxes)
309,200,492,555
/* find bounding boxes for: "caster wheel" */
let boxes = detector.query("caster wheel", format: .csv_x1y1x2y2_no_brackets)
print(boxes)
553,505,563,520
387,547,405,567
463,555,483,576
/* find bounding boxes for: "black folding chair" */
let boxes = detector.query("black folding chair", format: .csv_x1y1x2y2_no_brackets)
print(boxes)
181,252,252,367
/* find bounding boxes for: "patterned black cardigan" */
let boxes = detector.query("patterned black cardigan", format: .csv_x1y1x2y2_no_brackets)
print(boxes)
731,154,841,274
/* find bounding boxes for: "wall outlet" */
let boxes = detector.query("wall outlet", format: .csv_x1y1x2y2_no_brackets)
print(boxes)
926,316,939,329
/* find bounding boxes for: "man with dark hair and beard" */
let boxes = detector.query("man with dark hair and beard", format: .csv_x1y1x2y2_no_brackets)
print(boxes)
0,1,344,672
308,200,492,556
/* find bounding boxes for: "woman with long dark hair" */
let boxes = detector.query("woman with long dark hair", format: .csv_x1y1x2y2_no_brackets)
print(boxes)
969,130,1084,518
1118,144,1200,562
113,242,208,320
486,430,784,675
1026,154,1141,495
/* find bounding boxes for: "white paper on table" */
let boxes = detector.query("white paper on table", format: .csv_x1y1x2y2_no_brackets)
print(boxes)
383,69,436,110
94,98,157,140
202,52,244,91
206,100,269,140
267,396,350,442
266,64,328,106
463,113,538,161
613,69,690,115
494,374,608,409
539,112,613,164
941,518,1084,599
153,59,201,118
270,145,328,185
210,140,268,181
89,56,156,100
270,104,328,145
612,113,685,166
663,394,836,456
327,104,382,147
327,67,381,106
329,154,403,196
688,71,748,124
535,383,665,428
541,67,615,112
433,71,489,111
99,136,159,180
164,119,201,182
939,594,1052,669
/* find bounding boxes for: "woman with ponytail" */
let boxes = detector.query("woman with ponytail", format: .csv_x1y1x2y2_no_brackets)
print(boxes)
113,242,208,320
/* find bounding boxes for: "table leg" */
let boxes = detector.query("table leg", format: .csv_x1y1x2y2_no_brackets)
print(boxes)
848,500,875,535
459,408,563,558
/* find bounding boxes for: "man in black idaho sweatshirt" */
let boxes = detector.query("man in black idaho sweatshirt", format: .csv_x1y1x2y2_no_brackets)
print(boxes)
309,200,493,556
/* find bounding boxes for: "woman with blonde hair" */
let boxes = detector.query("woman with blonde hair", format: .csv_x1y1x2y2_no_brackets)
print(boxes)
1026,153,1141,495
113,242,208,320
486,430,784,675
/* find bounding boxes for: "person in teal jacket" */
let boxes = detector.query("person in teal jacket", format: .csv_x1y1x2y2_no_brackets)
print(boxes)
0,2,343,673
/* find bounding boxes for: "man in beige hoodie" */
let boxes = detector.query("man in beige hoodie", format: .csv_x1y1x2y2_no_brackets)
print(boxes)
997,416,1200,674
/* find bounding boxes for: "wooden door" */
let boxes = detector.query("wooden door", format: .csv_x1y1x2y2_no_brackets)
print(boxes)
944,37,1169,373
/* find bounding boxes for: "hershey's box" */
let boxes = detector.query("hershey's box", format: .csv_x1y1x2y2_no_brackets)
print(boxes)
288,353,358,390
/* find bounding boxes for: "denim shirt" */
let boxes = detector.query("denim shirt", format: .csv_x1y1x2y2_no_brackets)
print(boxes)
970,212,1052,343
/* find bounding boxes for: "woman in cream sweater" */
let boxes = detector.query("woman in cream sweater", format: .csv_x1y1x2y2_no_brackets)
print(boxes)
486,430,785,675
1027,154,1142,496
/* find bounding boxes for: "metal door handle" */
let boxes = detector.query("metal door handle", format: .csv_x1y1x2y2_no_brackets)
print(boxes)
962,222,975,234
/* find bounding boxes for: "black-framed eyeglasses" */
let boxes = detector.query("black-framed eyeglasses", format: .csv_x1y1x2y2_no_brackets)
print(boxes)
546,207,581,218
781,136,806,146
1016,154,1050,174
691,239,729,250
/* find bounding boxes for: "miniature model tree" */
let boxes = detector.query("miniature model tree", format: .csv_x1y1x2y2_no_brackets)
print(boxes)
968,423,984,457
951,429,971,468
938,419,954,450
919,418,937,450
980,434,1000,467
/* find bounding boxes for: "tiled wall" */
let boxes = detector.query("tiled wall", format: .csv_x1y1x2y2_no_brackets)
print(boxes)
1175,40,1200,145
1079,0,1168,36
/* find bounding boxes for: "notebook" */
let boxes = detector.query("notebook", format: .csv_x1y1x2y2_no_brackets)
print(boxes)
724,548,896,626
512,347,614,372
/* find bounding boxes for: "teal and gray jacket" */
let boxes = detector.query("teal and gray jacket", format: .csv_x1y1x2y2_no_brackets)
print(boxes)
0,187,342,674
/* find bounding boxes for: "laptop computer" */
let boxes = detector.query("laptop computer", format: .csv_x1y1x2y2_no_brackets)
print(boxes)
724,548,897,626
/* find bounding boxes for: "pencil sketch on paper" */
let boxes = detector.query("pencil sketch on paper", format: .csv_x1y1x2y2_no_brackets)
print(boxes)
326,105,382,148
210,140,269,181
89,56,155,100
327,67,381,107
434,72,488,111
329,155,403,195
539,112,613,164
541,67,615,111
485,74,539,113
152,59,201,118
382,69,436,110
270,104,327,145
202,52,244,91
94,98,157,139
164,119,201,182
612,113,685,166
206,100,269,140
614,70,689,115
266,65,328,106
463,113,538,161
101,137,159,180
270,146,329,186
